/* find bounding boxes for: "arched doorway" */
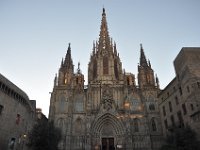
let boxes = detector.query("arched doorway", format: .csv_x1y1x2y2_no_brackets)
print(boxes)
91,113,125,150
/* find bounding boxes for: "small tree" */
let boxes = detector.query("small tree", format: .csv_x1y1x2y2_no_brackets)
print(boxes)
28,119,61,150
160,126,200,150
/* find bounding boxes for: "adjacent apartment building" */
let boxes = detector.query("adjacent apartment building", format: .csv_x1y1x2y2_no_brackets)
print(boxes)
158,48,200,138
0,73,36,150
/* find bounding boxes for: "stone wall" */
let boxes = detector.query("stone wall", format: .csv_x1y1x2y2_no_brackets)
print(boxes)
0,73,36,150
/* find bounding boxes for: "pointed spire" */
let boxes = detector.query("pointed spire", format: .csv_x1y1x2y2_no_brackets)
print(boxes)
62,43,74,71
67,43,71,55
54,73,57,87
97,8,111,54
114,42,117,55
61,58,64,67
64,43,72,63
140,44,148,67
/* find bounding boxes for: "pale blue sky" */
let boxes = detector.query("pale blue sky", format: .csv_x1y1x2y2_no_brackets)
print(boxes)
0,0,200,117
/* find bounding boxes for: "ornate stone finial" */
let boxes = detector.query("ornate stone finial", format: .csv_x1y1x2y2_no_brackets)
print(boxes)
78,62,80,69
66,43,71,56
140,43,143,50
148,59,151,68
155,74,160,88
77,62,81,74
102,7,106,16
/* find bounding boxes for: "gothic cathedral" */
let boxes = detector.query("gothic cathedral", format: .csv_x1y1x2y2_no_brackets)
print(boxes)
49,8,163,150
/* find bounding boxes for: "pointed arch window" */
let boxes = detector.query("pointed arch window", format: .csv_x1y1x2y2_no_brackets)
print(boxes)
146,74,151,83
64,73,68,84
149,103,155,111
59,95,67,113
103,57,109,75
57,118,65,133
151,118,157,131
134,118,139,132
0,105,3,115
75,118,83,134
114,59,119,79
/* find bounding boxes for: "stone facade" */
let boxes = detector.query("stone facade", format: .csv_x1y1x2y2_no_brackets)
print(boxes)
49,8,163,150
158,48,200,138
0,73,36,150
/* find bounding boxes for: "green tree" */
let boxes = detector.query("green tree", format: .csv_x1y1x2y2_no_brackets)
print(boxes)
160,126,200,150
27,120,61,150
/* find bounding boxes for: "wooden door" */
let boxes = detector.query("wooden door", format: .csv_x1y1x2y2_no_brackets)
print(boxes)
102,138,115,150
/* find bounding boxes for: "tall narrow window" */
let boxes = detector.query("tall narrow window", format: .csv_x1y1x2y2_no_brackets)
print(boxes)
0,105,3,115
169,101,172,112
170,115,175,127
103,57,109,75
59,95,67,113
175,96,179,105
93,59,97,79
164,119,168,129
179,87,182,95
64,74,67,84
187,86,190,93
75,118,83,134
197,82,200,88
134,118,139,132
127,77,130,85
190,104,194,111
182,103,187,115
16,114,21,125
114,59,119,79
177,111,184,127
57,118,65,133
162,106,166,116
151,118,157,131
167,92,169,97
149,103,155,111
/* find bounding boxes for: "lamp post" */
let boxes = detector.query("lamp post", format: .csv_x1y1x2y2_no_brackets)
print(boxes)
22,134,27,150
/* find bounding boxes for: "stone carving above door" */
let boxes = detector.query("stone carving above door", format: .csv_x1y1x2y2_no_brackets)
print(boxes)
101,85,113,111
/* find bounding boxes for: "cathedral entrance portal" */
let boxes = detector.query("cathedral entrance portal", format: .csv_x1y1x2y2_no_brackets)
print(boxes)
102,138,115,150
91,113,125,150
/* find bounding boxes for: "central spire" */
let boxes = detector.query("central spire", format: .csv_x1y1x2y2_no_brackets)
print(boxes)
98,8,112,54
88,8,123,83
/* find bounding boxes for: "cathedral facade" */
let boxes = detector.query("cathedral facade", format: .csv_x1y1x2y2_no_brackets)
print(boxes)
49,8,163,150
